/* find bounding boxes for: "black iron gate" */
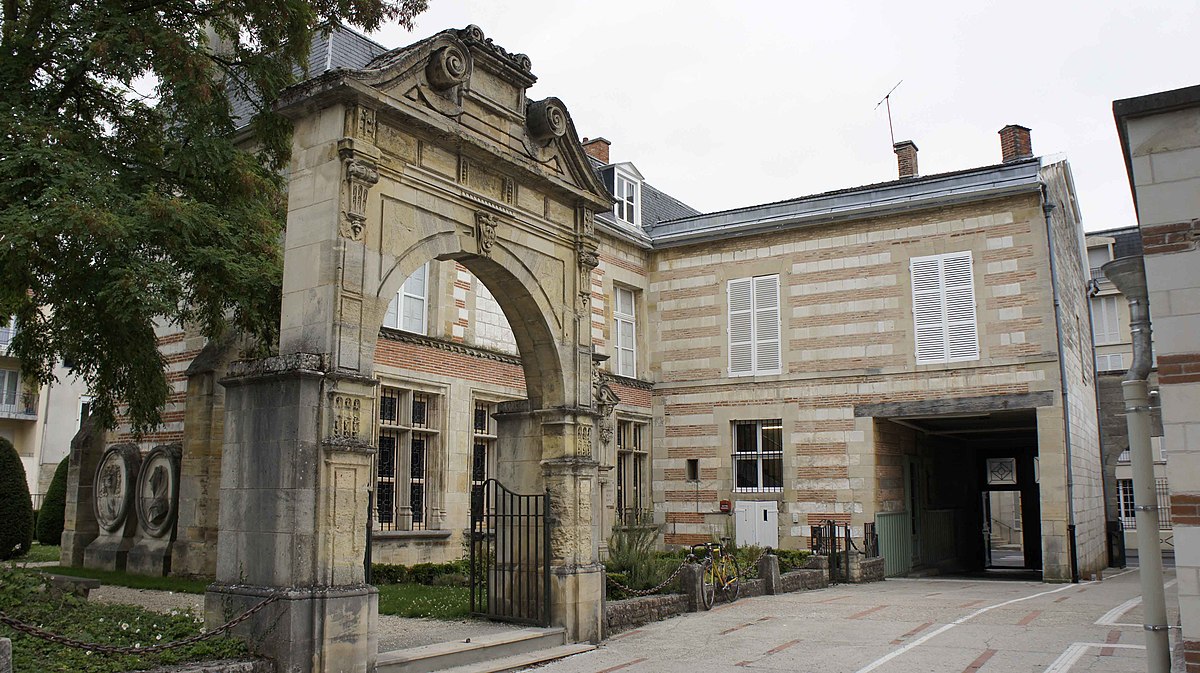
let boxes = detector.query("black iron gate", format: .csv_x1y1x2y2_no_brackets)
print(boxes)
810,520,879,584
469,478,551,626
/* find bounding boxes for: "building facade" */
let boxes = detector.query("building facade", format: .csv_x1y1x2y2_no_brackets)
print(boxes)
1113,83,1200,672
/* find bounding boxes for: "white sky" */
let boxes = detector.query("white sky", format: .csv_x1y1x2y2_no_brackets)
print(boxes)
372,1,1198,233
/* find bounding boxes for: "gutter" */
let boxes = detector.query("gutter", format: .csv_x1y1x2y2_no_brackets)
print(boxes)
1039,185,1081,583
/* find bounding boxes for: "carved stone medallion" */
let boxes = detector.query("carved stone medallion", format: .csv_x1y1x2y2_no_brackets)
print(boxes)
93,445,139,533
135,445,180,538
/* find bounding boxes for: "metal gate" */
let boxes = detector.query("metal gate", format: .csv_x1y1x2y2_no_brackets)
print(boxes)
469,478,551,625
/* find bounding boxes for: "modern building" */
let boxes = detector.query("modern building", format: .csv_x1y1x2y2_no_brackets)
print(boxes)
1,318,92,507
1113,83,1200,672
73,26,1107,587
1086,227,1171,555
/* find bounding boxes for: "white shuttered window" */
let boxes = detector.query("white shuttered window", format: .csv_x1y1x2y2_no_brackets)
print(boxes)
1091,295,1121,345
728,274,781,376
911,252,979,364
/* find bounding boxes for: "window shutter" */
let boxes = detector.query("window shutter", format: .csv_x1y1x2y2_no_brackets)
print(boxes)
1093,296,1120,345
728,278,754,375
911,257,946,363
753,275,781,373
943,252,979,361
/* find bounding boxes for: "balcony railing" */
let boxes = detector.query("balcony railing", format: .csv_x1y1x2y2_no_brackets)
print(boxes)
0,326,14,349
0,400,37,420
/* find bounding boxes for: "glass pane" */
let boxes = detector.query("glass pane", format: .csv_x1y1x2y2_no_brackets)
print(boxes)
403,264,426,294
472,442,487,483
761,421,783,453
763,457,783,489
410,483,424,523
474,405,488,433
376,483,394,524
401,296,425,333
617,288,634,316
412,395,428,427
2,371,16,405
378,435,396,478
735,456,759,489
734,422,757,452
410,436,426,479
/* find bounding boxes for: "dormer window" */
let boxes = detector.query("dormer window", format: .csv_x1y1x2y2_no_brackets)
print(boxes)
614,170,641,227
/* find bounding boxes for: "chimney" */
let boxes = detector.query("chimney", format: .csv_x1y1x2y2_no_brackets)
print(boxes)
581,136,611,164
999,125,1033,162
894,140,919,179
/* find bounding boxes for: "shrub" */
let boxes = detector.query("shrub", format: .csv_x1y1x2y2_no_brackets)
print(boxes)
0,437,34,560
36,457,70,546
605,527,679,597
776,549,813,572
370,559,471,587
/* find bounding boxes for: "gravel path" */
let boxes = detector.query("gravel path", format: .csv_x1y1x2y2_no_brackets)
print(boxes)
88,586,522,652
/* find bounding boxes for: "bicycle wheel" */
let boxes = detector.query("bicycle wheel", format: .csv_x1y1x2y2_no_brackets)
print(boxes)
700,558,716,610
718,554,741,603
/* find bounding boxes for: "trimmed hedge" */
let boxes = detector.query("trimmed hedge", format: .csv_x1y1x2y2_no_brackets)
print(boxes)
36,457,70,545
371,559,470,586
0,436,34,560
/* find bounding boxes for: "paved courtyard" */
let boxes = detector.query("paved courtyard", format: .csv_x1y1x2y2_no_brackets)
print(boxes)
543,566,1179,673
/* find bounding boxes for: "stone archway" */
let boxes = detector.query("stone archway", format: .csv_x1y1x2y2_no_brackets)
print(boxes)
204,26,611,673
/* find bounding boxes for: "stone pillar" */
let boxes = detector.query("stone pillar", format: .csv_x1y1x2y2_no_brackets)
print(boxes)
757,553,781,595
680,563,705,612
0,637,10,673
60,417,103,566
172,339,238,577
204,355,378,673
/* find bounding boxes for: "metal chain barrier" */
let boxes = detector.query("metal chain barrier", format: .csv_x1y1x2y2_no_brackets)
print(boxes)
0,593,281,655
605,553,696,597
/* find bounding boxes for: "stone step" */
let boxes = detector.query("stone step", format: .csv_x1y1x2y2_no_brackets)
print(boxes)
437,643,596,673
376,627,568,673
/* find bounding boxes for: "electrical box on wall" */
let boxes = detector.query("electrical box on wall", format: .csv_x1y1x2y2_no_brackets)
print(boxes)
719,500,731,513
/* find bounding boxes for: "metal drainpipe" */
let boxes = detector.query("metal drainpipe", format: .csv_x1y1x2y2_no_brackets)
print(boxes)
1084,278,1117,567
1101,255,1169,673
1040,193,1080,583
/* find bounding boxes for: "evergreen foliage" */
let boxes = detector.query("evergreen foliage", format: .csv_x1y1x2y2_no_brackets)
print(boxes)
36,456,70,545
0,0,427,432
0,436,35,560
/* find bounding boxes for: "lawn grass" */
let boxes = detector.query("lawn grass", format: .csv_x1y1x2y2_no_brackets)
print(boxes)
36,566,211,594
376,583,472,619
0,568,245,672
14,542,62,563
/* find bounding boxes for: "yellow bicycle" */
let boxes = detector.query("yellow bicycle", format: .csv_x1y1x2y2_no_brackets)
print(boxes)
692,541,740,609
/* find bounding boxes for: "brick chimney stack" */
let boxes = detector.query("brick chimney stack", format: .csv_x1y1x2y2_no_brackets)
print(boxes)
894,140,919,179
581,137,611,164
999,125,1033,163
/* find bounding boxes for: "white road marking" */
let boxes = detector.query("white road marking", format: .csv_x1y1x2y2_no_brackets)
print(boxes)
1043,642,1145,673
853,582,1082,673
1095,579,1177,625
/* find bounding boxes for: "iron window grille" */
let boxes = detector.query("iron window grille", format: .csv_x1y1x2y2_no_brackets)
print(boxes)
376,385,440,531
615,420,650,524
733,419,784,492
1117,478,1172,530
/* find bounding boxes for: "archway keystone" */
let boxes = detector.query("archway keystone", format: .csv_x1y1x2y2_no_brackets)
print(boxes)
205,25,613,671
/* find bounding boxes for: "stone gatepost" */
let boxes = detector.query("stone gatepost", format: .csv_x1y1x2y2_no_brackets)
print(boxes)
60,417,102,566
204,354,377,673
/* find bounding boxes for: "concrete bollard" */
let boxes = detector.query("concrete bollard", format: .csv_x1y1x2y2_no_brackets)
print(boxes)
0,637,11,673
758,554,782,595
681,563,705,612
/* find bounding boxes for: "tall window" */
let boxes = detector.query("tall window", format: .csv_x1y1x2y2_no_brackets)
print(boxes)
0,316,14,347
728,275,781,376
0,369,19,410
1117,478,1173,531
614,173,640,226
911,251,979,364
614,287,637,378
1091,295,1121,345
384,263,428,334
616,420,649,523
376,385,440,531
733,420,783,492
472,400,496,501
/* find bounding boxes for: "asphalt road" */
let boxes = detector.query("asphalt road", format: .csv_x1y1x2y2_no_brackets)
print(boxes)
542,567,1178,673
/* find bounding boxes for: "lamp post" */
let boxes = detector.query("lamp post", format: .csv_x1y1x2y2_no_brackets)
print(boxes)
1102,255,1169,673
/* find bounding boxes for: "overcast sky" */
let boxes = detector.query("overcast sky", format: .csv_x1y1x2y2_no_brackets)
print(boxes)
371,1,1197,233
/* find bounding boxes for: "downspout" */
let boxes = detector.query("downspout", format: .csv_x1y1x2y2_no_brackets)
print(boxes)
1102,255,1169,673
1040,189,1080,583
1084,278,1119,567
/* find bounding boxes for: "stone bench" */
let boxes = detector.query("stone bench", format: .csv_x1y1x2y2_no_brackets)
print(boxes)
37,573,101,599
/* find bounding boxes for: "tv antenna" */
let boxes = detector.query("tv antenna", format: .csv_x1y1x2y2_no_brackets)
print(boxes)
874,80,903,146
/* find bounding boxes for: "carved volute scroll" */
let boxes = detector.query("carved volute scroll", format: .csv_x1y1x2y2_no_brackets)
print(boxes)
426,44,469,90
527,98,568,142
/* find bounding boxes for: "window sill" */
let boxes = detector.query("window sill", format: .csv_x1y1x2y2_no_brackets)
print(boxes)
373,529,453,540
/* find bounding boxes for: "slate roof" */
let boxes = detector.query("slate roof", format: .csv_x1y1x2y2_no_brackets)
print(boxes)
1091,226,1144,259
588,156,701,237
230,24,388,128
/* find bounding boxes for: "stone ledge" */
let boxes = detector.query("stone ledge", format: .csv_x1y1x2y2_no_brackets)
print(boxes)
224,353,324,383
146,659,273,673
373,529,454,540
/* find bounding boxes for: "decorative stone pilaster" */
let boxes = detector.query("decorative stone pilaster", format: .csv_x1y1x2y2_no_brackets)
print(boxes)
205,354,378,673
